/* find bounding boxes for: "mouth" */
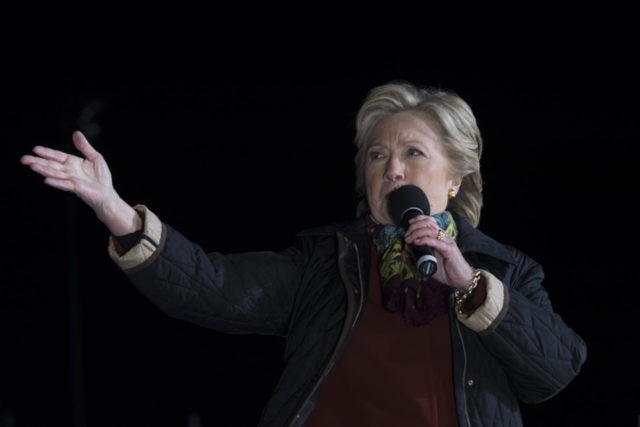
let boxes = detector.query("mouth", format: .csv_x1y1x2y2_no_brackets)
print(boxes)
385,185,402,200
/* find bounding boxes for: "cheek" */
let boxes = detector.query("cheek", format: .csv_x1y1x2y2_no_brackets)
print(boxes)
364,164,377,188
365,171,384,195
427,182,452,213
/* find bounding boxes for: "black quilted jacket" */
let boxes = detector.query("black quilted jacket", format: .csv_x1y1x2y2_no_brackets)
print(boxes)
123,213,587,427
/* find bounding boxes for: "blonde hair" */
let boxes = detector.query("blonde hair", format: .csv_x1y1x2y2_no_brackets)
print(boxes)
354,80,484,227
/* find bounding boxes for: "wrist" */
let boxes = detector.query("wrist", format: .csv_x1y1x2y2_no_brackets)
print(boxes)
98,195,142,236
454,268,482,316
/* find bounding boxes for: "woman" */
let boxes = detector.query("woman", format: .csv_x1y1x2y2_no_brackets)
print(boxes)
20,80,587,426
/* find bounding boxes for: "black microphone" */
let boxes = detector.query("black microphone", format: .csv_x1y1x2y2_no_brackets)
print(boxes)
388,184,437,278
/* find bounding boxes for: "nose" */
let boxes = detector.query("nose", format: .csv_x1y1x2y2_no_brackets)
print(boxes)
384,156,405,182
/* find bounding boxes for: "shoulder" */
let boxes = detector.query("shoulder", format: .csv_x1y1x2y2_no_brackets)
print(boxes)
454,213,542,277
290,217,371,259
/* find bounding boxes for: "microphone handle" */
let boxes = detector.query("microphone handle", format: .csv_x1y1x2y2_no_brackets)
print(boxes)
401,207,437,277
416,251,437,277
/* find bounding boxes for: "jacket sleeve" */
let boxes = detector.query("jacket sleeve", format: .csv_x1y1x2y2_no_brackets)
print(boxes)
108,205,306,336
461,246,587,403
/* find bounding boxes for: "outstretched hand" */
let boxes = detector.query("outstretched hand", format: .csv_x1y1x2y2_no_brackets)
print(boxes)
21,130,141,235
21,130,114,209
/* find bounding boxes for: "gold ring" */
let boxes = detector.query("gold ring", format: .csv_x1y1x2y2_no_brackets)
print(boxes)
436,229,445,241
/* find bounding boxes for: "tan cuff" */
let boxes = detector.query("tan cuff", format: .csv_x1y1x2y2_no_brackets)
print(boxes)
108,205,163,271
456,269,507,333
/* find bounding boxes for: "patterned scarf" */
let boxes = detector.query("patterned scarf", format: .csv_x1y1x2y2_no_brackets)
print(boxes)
367,211,457,326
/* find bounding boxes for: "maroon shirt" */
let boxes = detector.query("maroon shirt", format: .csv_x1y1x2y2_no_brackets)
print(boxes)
304,247,459,427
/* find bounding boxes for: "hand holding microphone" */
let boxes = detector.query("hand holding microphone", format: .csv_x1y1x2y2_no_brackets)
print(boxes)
389,184,478,290
388,184,438,278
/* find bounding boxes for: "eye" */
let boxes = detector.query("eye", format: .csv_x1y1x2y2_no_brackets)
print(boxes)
368,151,384,161
408,148,424,157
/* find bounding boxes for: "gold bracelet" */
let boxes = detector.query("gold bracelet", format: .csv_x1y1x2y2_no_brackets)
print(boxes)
454,268,482,315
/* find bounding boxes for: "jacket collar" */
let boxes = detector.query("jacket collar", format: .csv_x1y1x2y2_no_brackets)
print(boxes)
452,212,514,265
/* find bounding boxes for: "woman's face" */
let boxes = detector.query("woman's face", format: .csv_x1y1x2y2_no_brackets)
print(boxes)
365,111,460,225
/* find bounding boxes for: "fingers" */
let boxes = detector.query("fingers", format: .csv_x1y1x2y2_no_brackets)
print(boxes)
22,155,68,179
404,216,437,244
21,153,77,192
21,145,70,172
405,216,452,246
19,154,35,166
21,131,105,196
21,130,101,171
21,145,69,164
72,130,101,160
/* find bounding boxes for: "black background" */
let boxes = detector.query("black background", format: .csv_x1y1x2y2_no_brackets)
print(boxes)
3,4,639,427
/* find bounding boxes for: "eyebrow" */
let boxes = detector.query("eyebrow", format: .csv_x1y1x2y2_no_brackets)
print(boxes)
367,138,433,150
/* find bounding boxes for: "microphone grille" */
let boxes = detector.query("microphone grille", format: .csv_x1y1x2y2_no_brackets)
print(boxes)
388,185,431,226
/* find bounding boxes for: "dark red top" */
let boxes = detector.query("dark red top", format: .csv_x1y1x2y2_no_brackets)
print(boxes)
303,248,459,427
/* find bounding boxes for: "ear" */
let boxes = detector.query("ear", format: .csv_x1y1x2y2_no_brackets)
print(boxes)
449,176,462,193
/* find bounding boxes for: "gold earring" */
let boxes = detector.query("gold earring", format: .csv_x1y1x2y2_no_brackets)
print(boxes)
448,188,457,199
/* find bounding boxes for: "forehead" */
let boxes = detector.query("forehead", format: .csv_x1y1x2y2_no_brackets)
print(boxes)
367,111,441,148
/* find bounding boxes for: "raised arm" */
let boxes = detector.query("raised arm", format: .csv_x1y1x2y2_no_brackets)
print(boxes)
20,130,142,235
